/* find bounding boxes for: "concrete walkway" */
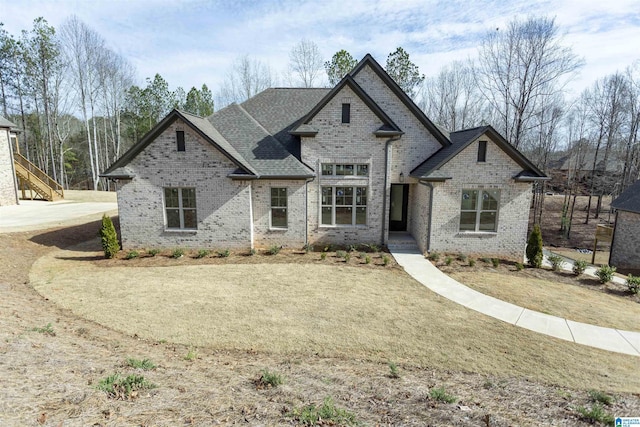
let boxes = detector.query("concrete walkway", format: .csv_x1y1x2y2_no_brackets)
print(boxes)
390,249,640,356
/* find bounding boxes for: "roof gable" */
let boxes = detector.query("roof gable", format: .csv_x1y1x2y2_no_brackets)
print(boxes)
410,125,548,181
612,180,640,213
290,75,402,137
0,116,16,129
101,109,257,178
350,54,450,147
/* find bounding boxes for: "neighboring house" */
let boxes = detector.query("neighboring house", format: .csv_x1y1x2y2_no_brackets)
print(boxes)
0,116,19,206
610,180,640,275
102,54,547,259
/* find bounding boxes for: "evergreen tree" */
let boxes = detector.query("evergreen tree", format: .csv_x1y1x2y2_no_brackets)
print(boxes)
324,50,358,86
526,224,543,268
385,47,424,98
99,214,120,259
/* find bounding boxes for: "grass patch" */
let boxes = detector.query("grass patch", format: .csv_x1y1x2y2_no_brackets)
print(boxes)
125,250,139,260
184,347,198,361
429,387,457,403
254,369,284,389
195,249,210,259
575,403,614,425
31,323,55,336
267,245,281,255
97,373,155,400
588,389,613,406
388,362,400,379
126,358,156,370
290,396,358,426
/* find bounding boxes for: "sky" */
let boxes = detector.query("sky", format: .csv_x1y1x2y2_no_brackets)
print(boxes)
2,0,640,100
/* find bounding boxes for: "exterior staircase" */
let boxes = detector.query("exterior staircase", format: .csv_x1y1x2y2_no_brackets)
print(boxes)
13,152,64,201
387,232,420,253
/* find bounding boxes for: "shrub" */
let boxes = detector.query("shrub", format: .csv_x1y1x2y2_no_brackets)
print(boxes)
195,249,210,259
348,244,358,252
445,256,453,266
99,214,120,259
365,255,371,264
303,243,314,253
468,258,476,267
320,252,327,260
126,358,156,370
481,257,491,264
290,397,357,426
382,255,390,266
184,347,197,361
491,258,500,268
267,245,282,255
573,260,587,276
626,274,640,294
359,252,366,259
172,248,184,259
428,251,440,262
595,265,616,284
388,362,400,379
147,248,160,257
255,369,284,388
366,244,380,253
515,262,524,271
587,389,613,406
429,387,457,404
526,224,543,268
249,248,256,256
547,254,564,271
125,250,139,260
344,252,351,262
97,373,155,400
336,250,346,258
31,323,55,336
575,403,614,425
457,253,467,262
217,249,230,258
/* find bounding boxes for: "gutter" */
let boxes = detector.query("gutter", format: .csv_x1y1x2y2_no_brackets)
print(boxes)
381,136,402,245
419,180,434,252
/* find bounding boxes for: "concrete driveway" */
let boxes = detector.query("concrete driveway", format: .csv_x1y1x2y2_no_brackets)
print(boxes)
0,197,118,233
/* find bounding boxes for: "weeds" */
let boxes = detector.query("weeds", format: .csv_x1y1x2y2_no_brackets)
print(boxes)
290,397,357,426
303,243,314,253
573,260,588,276
587,389,613,406
172,248,184,259
184,347,198,361
445,256,453,266
468,258,476,267
320,252,327,260
217,249,230,258
491,258,500,268
255,369,284,388
515,262,524,271
249,248,256,256
195,249,210,259
457,253,467,262
97,373,155,400
31,323,55,336
147,248,161,257
125,250,139,260
267,245,282,255
428,251,440,262
575,403,614,425
126,358,156,370
595,265,616,284
388,362,400,379
429,387,457,404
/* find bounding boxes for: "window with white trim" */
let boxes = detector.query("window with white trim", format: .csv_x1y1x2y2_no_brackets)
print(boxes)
321,186,367,226
270,187,287,228
164,187,197,229
321,163,368,177
459,189,499,232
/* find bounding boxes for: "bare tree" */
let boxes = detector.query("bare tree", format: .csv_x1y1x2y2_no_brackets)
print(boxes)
476,16,583,149
216,55,276,108
288,39,324,88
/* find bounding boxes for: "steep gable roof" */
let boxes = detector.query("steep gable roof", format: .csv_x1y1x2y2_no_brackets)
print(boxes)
410,125,548,181
350,54,450,147
101,109,257,179
0,116,16,129
290,75,403,137
612,180,640,214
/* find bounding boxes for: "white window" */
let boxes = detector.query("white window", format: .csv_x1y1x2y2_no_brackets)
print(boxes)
321,163,368,177
270,187,287,228
321,186,367,226
459,189,499,232
164,188,197,229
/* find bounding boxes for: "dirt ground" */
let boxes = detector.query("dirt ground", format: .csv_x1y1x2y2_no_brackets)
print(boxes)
2,221,640,426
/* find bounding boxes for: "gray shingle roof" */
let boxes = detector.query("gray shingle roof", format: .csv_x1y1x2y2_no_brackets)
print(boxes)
0,116,16,128
612,180,640,214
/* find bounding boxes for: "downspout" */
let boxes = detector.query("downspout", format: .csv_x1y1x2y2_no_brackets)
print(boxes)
381,136,401,245
248,181,254,250
419,180,434,253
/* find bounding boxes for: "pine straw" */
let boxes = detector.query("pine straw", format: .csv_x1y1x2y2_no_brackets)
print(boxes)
31,239,640,394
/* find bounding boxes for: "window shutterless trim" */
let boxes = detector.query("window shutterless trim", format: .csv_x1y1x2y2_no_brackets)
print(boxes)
176,130,185,152
477,140,487,162
341,103,350,123
270,187,288,229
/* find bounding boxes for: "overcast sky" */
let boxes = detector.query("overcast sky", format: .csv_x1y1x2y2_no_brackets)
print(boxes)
2,0,639,99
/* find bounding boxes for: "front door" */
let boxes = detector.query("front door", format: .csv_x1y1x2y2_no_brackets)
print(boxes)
389,184,409,231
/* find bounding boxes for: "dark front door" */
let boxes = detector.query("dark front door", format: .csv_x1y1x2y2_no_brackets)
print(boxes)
389,184,409,231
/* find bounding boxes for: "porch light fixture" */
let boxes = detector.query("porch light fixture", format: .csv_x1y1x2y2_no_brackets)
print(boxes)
399,172,404,182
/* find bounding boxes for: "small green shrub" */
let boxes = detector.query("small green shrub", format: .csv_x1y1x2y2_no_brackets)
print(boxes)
335,250,346,258
526,224,543,268
575,403,614,425
255,369,284,388
445,256,453,266
491,258,500,268
382,255,390,266
126,358,156,370
217,249,230,258
344,253,351,262
388,362,400,379
290,397,357,426
97,373,155,400
547,254,564,271
573,260,588,276
172,248,184,259
147,248,161,257
468,258,476,267
587,389,613,406
428,251,440,262
365,255,371,264
595,265,616,284
348,244,358,252
626,274,640,294
481,257,491,264
99,214,120,259
267,245,282,255
31,323,55,336
457,253,467,262
195,249,210,259
515,262,524,271
366,244,380,253
320,252,327,260
303,243,314,253
429,387,457,404
125,250,139,260
359,252,366,259
184,347,198,361
249,248,256,256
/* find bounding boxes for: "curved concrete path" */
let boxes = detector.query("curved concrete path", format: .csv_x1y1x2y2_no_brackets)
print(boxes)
390,249,640,356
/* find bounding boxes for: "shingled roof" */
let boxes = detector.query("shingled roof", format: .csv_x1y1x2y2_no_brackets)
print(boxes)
612,180,640,214
0,116,16,128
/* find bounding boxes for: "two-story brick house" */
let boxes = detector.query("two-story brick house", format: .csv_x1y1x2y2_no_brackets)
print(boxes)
102,54,547,259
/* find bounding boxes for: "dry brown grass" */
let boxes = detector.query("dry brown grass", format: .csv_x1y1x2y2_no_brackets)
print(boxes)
549,247,611,266
63,189,118,203
450,271,640,331
31,239,640,394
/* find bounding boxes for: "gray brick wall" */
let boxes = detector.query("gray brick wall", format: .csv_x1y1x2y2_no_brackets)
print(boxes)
610,210,640,274
427,137,533,259
117,119,252,250
0,128,18,206
409,182,431,254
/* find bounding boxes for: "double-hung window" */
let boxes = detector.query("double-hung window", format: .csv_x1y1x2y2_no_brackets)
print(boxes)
459,189,499,232
270,188,287,228
164,187,197,229
321,186,367,226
